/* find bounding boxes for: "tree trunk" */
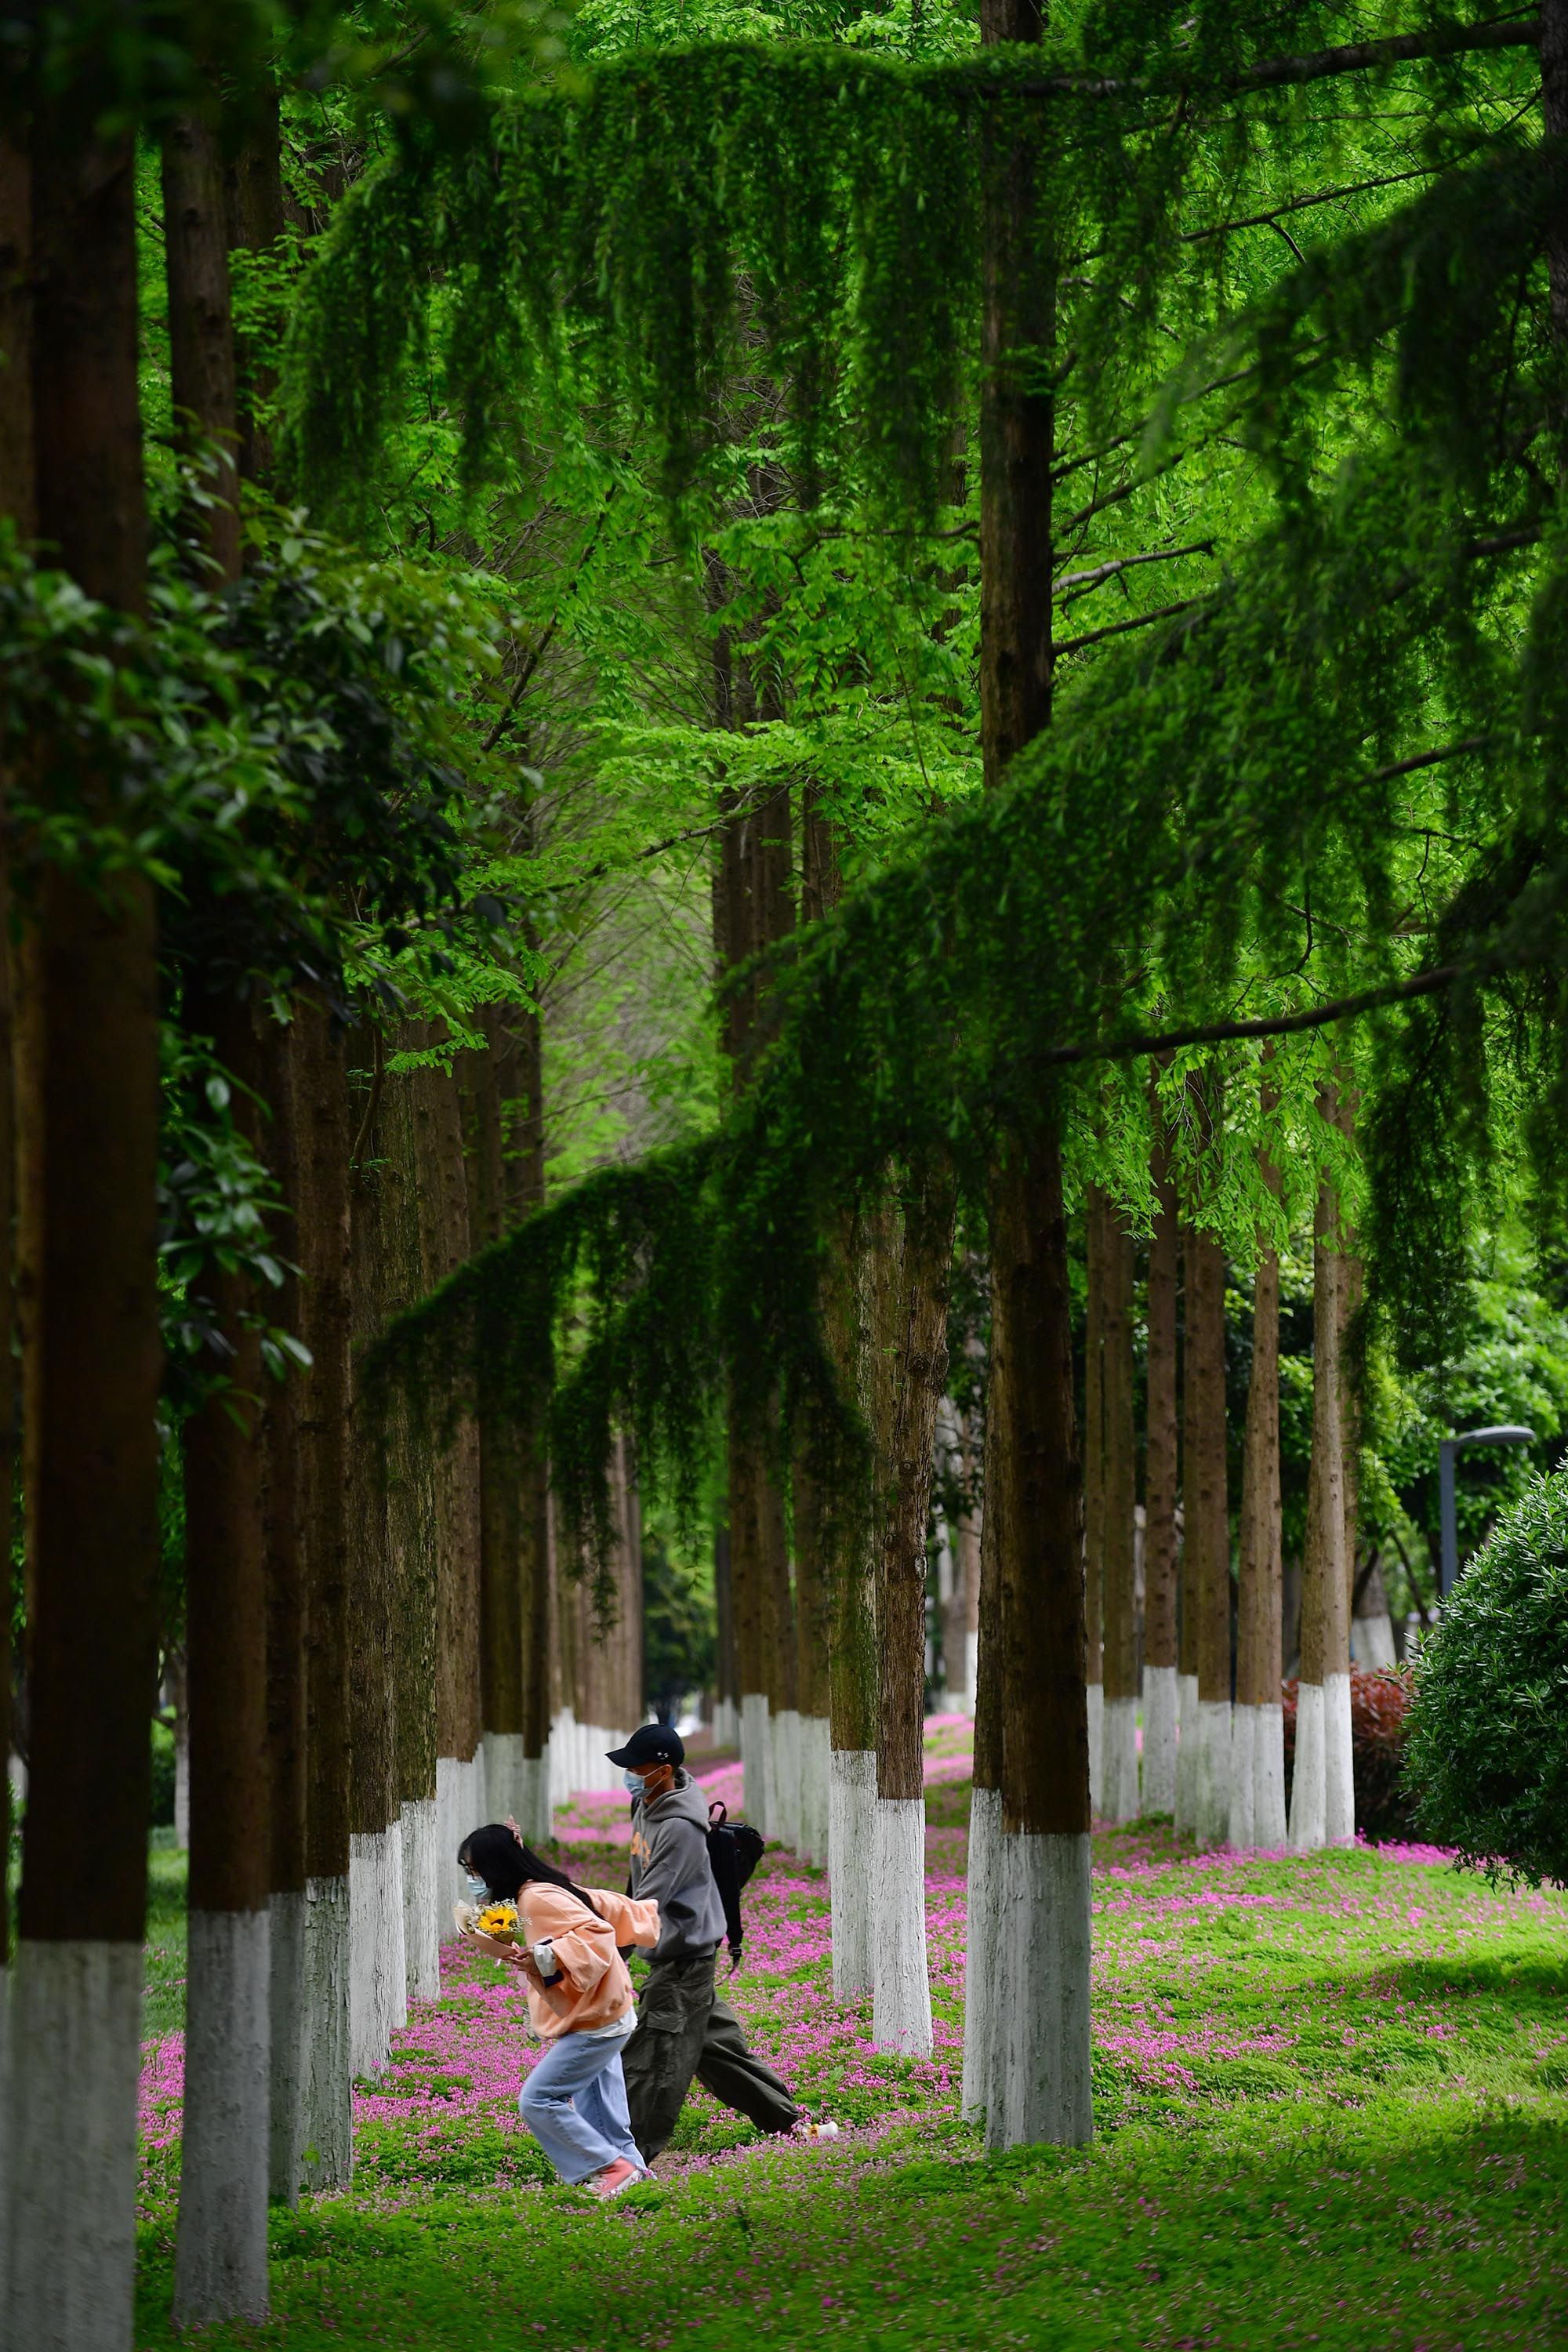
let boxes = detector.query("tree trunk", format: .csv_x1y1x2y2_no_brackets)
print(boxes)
412,1054,485,1918
1081,1189,1105,1817
938,1403,982,1715
824,1211,877,2001
715,786,789,1836
463,1011,527,1828
960,1471,1002,2122
161,107,240,581
790,1434,833,1863
345,1045,408,2086
162,107,274,2315
1290,1148,1352,1850
375,1062,440,1998
793,782,837,1860
173,991,271,2325
987,1135,1092,2147
713,1526,739,1749
1098,1196,1138,1824
972,0,1089,2152
872,1167,956,2057
7,114,164,2352
295,1000,354,2190
1142,1093,1180,1814
223,78,285,486
257,1017,310,2198
1184,1222,1231,1850
499,989,553,1842
0,123,29,2320
1231,1091,1285,1849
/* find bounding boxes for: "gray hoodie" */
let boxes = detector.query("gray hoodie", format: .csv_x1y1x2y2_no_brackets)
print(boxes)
628,1768,727,1961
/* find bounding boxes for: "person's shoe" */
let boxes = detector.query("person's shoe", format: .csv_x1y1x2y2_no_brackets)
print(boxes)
790,2117,840,2143
588,2158,642,2199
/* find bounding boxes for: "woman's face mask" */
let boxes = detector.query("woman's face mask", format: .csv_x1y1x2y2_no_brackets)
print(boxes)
623,1770,648,1798
463,1870,489,1902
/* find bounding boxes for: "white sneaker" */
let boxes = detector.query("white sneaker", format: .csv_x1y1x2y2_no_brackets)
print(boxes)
792,2118,840,2143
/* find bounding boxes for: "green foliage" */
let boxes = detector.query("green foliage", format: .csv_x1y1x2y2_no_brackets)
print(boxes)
642,1523,717,1711
1404,1472,1568,1886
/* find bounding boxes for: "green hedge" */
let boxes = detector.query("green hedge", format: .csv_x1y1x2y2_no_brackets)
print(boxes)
1403,1472,1568,1884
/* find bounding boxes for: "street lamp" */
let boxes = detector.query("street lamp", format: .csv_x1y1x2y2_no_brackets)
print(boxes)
1438,1425,1536,1599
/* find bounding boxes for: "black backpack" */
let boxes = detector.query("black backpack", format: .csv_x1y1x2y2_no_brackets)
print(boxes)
706,1799,764,1969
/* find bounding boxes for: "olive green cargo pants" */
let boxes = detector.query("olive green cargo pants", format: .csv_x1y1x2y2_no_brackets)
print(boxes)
621,1947,800,2160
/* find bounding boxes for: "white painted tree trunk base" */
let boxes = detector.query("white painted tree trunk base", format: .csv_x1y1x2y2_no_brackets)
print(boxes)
1350,1613,1396,1668
267,1888,307,2205
517,1753,551,1848
711,1698,738,1748
1228,1704,1256,1849
1289,1679,1327,1850
740,1692,771,1836
434,1756,463,1944
399,1798,441,2001
1173,1671,1200,1835
6,1940,142,2352
870,1797,932,2058
349,1824,408,2082
798,1715,832,1864
0,1957,9,2315
960,1784,1001,2122
174,1909,271,2326
1142,1664,1178,1817
437,1755,485,1938
546,1709,572,1809
1194,1698,1233,1850
1254,1700,1287,1847
1324,1669,1356,1846
771,1708,803,1850
828,1748,876,2001
963,1631,978,1715
1086,1681,1104,1819
300,1874,353,2191
482,1731,526,1828
987,1831,1094,2151
1101,1694,1139,1823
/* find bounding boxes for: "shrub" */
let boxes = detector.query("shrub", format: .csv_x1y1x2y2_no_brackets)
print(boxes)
1403,1471,1568,1885
1281,1667,1417,1842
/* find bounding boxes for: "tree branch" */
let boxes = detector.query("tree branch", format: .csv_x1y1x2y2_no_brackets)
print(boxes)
1037,964,1472,1070
1053,594,1204,657
1053,539,1214,602
1016,15,1541,103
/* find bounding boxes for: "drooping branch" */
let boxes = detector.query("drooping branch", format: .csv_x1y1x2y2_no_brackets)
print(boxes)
1036,961,1475,1070
1015,15,1541,104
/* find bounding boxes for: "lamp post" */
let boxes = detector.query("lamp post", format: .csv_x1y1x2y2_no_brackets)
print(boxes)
1437,1425,1535,1600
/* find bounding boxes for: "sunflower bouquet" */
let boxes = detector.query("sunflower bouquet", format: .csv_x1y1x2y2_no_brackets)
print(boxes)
473,1900,519,1944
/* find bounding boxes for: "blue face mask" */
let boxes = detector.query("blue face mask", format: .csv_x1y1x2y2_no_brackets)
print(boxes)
624,1770,648,1798
463,1871,489,1902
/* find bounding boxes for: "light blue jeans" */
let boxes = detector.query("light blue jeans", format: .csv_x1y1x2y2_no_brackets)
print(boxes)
519,2024,647,2185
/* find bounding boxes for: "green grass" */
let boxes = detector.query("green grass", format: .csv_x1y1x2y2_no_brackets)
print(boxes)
131,1784,1568,2350
133,2097,1568,2350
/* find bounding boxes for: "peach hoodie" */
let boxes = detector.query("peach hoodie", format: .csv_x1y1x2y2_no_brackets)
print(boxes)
513,1883,659,2041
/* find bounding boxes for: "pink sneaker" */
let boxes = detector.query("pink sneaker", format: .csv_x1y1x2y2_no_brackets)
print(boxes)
589,2158,642,2199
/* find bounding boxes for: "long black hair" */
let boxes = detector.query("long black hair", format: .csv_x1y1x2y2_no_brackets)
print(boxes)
458,1823,602,1916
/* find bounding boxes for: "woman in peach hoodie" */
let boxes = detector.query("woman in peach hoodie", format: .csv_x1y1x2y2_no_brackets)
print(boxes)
458,1820,659,2198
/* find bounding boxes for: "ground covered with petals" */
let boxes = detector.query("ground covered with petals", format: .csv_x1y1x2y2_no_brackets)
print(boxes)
134,1723,1568,2348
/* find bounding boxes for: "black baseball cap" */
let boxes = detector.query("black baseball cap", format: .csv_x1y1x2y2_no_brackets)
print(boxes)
606,1724,685,1770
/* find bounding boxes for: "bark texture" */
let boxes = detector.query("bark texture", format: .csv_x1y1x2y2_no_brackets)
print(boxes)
10,115,162,2352
161,109,240,580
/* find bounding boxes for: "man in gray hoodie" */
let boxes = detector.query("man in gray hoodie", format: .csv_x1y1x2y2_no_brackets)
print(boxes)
609,1725,807,2163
